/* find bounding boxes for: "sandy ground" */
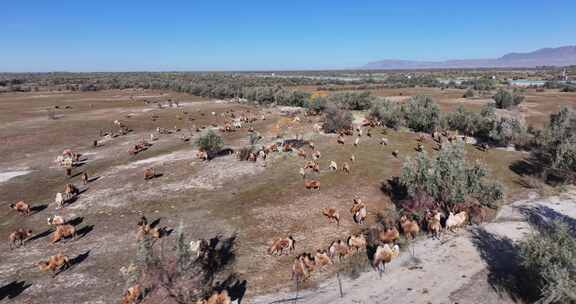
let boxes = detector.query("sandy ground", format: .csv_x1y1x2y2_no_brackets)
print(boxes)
253,189,576,304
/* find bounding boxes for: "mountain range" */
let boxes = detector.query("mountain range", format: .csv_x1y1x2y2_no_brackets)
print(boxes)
363,46,576,69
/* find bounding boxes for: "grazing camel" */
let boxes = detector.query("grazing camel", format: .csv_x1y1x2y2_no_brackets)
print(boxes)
51,224,76,244
416,143,424,152
268,236,296,256
350,199,367,224
121,284,142,304
392,150,399,158
321,208,340,226
342,162,350,174
199,290,232,304
9,201,31,216
378,227,400,244
38,253,70,277
55,192,65,209
144,168,156,180
313,150,321,160
304,180,320,191
446,211,467,232
372,244,400,275
291,256,309,282
329,160,338,171
347,234,367,253
47,215,66,226
314,249,333,269
328,240,350,262
9,228,33,249
299,167,306,179
380,138,389,146
426,210,442,240
82,172,89,185
337,135,345,145
399,215,420,240
350,154,356,163
354,137,360,147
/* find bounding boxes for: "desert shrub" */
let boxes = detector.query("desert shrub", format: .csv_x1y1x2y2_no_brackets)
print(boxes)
443,105,482,136
531,106,576,182
403,95,440,133
519,220,576,304
488,117,526,147
273,88,311,107
400,142,503,212
463,89,475,98
304,95,329,114
368,99,404,129
493,89,525,109
329,91,374,110
323,104,353,133
196,130,224,153
462,77,497,91
129,224,238,303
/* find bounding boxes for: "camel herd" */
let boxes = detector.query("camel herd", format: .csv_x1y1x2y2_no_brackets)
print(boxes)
4,99,482,304
262,119,475,284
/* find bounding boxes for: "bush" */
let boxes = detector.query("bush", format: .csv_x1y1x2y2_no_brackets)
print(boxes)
129,224,238,303
443,105,482,136
323,104,353,133
519,220,576,303
488,117,527,147
196,130,224,153
403,95,441,133
329,91,374,111
493,89,525,109
532,106,576,181
463,89,475,98
368,99,404,129
400,142,503,211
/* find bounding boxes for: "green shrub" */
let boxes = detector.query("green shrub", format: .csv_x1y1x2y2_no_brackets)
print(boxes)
403,95,441,133
519,220,576,303
195,130,224,153
368,99,404,129
400,142,503,211
463,89,475,98
323,104,353,133
329,91,374,111
533,106,576,180
493,89,525,109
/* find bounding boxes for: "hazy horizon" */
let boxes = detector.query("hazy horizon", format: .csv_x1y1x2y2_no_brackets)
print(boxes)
2,0,576,72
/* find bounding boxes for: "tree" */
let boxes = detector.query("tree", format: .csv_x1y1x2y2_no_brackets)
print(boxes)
463,88,475,98
400,142,503,211
519,220,576,304
196,130,224,153
368,99,403,129
493,89,524,109
403,95,440,133
323,104,353,133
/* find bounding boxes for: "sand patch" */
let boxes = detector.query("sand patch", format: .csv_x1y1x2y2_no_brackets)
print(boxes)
0,169,32,183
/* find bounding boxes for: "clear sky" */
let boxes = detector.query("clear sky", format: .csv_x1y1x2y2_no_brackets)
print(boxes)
1,0,575,72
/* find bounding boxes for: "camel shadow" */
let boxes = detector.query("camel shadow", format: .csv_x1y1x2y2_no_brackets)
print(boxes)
88,176,101,183
76,225,94,240
30,204,48,215
67,217,84,226
0,280,32,300
27,228,53,243
69,250,91,269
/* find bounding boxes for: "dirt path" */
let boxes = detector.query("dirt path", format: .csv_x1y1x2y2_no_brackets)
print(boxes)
252,190,576,304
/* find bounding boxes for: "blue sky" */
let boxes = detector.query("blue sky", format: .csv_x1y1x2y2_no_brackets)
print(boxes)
1,0,575,72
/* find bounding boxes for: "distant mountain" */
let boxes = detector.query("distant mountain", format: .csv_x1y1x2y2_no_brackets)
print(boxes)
363,46,576,70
